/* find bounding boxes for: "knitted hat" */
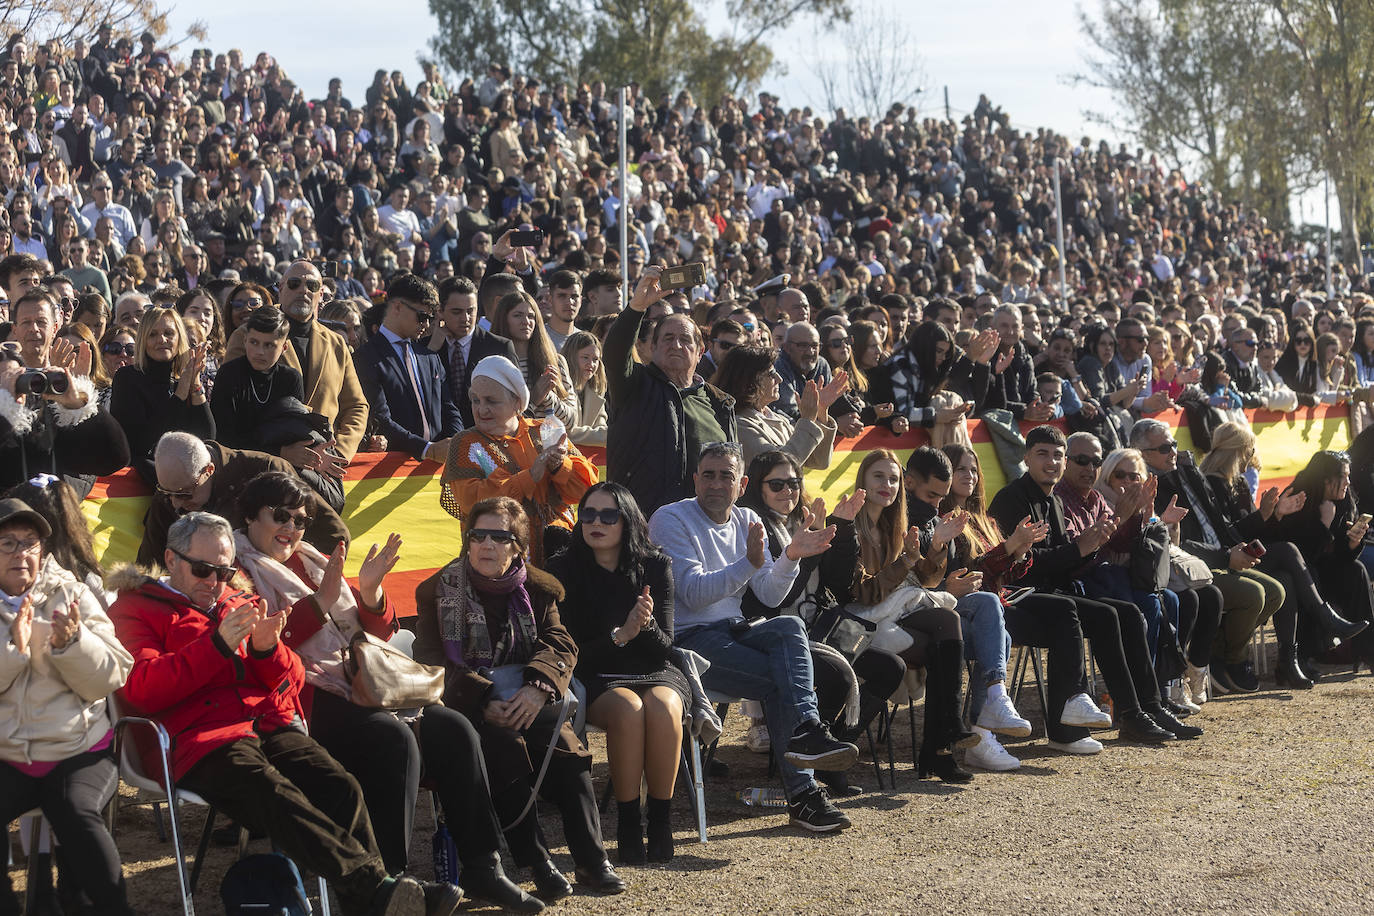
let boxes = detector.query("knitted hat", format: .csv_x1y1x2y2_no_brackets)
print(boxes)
470,355,529,411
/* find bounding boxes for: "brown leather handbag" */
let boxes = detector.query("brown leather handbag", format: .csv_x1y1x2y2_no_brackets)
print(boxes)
344,632,445,709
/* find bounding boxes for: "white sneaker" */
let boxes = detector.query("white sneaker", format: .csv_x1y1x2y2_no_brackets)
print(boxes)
1046,736,1104,755
1059,692,1113,729
1167,679,1202,714
976,692,1032,738
745,722,771,754
1185,664,1209,705
965,727,1021,771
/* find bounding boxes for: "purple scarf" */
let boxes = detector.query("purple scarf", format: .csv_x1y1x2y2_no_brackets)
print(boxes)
437,555,538,670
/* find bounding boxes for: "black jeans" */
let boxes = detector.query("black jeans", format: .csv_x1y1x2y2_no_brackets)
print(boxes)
1176,584,1223,668
1065,594,1160,715
180,729,389,915
1259,540,1325,650
1003,594,1088,744
416,704,504,865
0,746,130,915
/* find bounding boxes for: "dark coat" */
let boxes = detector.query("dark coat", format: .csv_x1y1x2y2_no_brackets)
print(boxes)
209,357,306,454
109,361,216,485
987,472,1094,588
603,307,736,518
0,392,130,490
353,332,462,460
136,441,349,569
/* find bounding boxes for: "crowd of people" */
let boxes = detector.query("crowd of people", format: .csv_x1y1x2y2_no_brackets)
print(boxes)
7,23,1374,916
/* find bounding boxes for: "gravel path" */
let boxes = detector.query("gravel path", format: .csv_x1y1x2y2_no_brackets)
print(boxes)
10,655,1373,914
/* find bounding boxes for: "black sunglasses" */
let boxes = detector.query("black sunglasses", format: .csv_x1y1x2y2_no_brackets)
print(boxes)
828,337,852,347
1147,440,1178,454
1295,337,1313,345
469,528,517,545
580,507,622,526
711,338,736,350
270,506,312,530
1067,454,1103,468
764,477,803,493
286,276,322,293
102,341,136,357
400,301,434,323
170,547,235,581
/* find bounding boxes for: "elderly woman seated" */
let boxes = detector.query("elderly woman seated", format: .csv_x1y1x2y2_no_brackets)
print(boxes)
415,496,625,901
0,498,134,914
441,356,597,563
712,344,843,468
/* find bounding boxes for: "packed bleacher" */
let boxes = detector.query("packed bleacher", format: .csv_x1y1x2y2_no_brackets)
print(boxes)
6,22,1374,916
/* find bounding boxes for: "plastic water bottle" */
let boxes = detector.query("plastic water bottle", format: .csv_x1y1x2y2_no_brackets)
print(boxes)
540,410,566,449
736,787,788,808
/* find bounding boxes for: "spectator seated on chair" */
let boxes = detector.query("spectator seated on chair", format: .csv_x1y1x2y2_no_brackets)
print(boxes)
545,481,687,866
229,471,540,912
648,441,859,834
414,496,625,902
0,498,134,915
109,511,457,916
736,449,905,796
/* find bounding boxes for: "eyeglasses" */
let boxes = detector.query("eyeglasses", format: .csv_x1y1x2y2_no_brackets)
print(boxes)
101,341,136,357
1236,339,1257,348
1147,440,1178,454
1067,454,1103,468
788,340,819,351
1112,470,1143,482
1118,335,1145,342
156,466,209,500
469,528,517,545
828,337,851,347
739,322,755,331
580,507,622,526
169,547,236,581
0,535,42,555
710,338,736,351
764,477,803,493
231,297,264,310
269,506,311,530
286,276,322,293
1295,337,1313,345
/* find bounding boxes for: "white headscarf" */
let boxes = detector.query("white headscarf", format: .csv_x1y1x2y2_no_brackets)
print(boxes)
470,354,530,411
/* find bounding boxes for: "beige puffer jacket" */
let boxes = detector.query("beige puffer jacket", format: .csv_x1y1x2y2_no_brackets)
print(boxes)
0,555,132,765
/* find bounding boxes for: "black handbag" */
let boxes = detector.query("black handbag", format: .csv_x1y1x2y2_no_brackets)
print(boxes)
477,665,583,829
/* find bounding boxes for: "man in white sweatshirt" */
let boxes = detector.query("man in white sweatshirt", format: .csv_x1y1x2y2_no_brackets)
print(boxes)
648,441,858,833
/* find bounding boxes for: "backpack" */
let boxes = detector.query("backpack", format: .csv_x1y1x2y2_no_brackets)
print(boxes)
220,853,312,916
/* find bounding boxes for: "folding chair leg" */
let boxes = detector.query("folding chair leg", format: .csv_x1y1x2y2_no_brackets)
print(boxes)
317,876,332,916
1029,647,1051,735
685,731,706,843
188,807,217,894
24,816,49,916
1011,646,1030,705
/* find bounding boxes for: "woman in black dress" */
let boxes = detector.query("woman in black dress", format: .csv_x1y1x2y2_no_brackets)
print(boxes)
545,482,686,865
210,306,307,452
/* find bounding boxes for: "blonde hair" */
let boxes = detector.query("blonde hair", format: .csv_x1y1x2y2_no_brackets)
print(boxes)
1199,421,1260,479
133,306,191,375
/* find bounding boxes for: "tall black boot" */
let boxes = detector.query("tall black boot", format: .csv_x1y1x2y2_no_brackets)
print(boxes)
935,640,977,750
1276,643,1315,690
917,641,972,782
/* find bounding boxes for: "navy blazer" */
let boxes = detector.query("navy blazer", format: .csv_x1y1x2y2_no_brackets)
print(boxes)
433,327,518,428
354,331,462,459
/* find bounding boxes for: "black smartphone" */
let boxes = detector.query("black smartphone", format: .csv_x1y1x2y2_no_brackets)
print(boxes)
509,229,544,248
659,262,706,291
317,260,339,279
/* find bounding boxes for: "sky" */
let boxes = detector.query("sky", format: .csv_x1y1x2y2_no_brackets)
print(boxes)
161,0,1333,227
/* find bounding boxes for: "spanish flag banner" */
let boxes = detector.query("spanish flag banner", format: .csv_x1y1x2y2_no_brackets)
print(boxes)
83,405,1351,616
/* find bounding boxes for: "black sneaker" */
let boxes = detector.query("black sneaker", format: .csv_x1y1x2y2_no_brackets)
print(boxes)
783,720,859,771
787,786,851,833
1146,704,1203,740
418,880,462,916
1216,660,1260,693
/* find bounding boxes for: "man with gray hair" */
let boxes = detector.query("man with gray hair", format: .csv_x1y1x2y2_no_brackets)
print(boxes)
773,321,837,421
111,512,457,916
113,291,149,330
136,431,348,569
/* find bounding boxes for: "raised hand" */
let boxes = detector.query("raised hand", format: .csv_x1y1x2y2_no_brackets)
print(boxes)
1277,487,1306,518
358,533,402,608
832,489,866,522
967,329,999,364
1258,487,1279,520
627,265,671,313
817,371,849,411
932,509,968,546
1159,494,1189,526
10,595,33,655
786,505,837,560
747,521,767,569
315,541,347,610
798,379,821,421
49,600,81,650
622,586,654,638
993,347,1015,375
216,602,257,650
250,607,288,653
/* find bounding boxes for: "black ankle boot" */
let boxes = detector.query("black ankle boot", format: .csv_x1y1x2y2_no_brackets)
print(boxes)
1276,646,1315,690
615,799,644,865
1312,602,1370,645
645,797,673,863
461,854,544,913
916,745,973,782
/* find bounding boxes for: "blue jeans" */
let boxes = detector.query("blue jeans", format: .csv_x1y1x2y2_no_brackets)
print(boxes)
956,591,1009,720
1129,588,1177,664
676,615,819,798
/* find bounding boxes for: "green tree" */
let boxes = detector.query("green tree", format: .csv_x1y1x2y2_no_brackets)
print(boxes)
426,0,848,103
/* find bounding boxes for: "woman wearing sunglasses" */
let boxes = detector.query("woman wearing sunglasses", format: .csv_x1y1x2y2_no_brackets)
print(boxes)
1276,317,1320,407
820,321,895,436
231,473,541,910
95,325,136,409
544,482,686,864
416,495,625,901
222,281,272,333
736,451,905,794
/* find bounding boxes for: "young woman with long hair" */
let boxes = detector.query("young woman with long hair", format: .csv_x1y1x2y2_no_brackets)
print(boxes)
491,289,577,425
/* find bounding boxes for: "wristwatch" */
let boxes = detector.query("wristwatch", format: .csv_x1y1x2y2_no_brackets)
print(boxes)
611,626,629,648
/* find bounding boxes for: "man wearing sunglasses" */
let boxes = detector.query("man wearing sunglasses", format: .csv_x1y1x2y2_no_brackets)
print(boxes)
1112,317,1174,414
136,431,348,571
354,274,461,464
224,260,369,477
1221,327,1267,408
111,512,449,916
696,318,742,383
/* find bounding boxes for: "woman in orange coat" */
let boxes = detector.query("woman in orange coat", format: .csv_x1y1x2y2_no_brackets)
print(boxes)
442,355,597,562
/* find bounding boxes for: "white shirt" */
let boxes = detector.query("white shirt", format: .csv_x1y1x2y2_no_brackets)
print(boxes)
377,204,421,252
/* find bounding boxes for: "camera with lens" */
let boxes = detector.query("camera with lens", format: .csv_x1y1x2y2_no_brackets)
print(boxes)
15,369,69,396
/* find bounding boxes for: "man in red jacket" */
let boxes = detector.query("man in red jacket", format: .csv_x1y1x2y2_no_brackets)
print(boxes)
110,512,455,916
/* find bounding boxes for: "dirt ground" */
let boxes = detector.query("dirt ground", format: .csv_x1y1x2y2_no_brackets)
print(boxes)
9,647,1374,915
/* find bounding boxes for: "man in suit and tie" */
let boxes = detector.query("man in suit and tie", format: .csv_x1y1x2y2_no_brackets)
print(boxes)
355,274,462,463
224,259,369,479
429,276,517,429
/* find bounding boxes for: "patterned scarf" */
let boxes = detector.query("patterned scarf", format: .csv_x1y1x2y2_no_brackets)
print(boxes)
436,555,538,670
